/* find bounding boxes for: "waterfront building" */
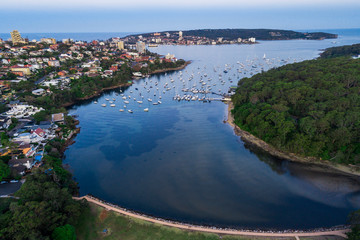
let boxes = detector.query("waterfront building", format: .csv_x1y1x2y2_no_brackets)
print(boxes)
248,37,256,43
136,41,146,54
178,31,183,40
10,30,25,45
165,53,175,59
117,41,125,50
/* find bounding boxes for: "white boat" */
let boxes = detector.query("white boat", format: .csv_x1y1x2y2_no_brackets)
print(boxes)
94,101,98,104
105,98,109,101
110,104,116,107
137,101,143,104
148,98,152,102
128,110,133,113
144,108,149,112
119,109,124,112
101,104,106,107
124,101,129,104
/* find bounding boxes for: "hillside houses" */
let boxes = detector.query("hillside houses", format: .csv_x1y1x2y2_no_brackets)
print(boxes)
3,104,44,119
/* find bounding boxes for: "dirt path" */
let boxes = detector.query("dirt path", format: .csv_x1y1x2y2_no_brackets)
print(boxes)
73,195,349,239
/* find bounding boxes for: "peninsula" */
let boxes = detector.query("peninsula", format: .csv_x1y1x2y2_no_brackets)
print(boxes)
126,28,337,46
230,43,360,175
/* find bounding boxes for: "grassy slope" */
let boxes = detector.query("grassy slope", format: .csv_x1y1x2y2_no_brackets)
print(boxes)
74,201,343,240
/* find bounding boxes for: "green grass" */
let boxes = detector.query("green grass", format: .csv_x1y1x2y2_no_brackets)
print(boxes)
74,202,345,240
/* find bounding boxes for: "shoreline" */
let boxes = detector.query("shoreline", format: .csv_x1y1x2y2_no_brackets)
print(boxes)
226,101,360,177
74,195,349,238
59,61,191,151
60,61,191,108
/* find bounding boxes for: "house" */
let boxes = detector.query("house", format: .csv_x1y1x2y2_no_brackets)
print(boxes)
12,165,26,175
0,116,11,129
12,132,32,143
8,157,34,172
33,127,45,138
58,70,68,76
10,65,31,76
32,88,46,96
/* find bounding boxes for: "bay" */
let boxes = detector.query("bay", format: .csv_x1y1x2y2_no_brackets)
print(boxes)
63,29,360,230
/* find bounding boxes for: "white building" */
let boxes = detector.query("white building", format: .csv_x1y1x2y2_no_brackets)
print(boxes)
3,104,44,119
248,37,256,43
136,41,146,54
165,53,175,59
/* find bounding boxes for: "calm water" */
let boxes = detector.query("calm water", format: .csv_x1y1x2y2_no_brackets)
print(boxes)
64,30,360,230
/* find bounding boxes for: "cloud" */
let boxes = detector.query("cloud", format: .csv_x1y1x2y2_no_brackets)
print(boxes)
4,0,360,10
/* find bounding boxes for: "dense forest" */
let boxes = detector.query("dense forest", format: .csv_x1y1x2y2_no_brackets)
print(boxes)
0,153,87,239
134,29,337,40
320,43,360,58
231,57,360,164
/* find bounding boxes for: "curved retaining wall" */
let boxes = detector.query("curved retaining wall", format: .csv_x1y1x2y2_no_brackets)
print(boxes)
73,195,349,238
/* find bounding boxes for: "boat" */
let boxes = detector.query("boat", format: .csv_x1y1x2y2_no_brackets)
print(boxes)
144,108,149,112
101,104,106,107
105,98,109,101
137,101,143,104
148,98,152,102
110,104,116,107
128,110,133,113
124,101,129,104
119,109,124,112
94,101,98,104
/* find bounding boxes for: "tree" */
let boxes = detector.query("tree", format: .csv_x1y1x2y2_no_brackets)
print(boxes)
0,160,10,181
52,224,76,240
347,209,360,240
33,110,48,124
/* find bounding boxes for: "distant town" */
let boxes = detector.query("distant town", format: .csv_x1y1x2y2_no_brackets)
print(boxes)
125,30,256,46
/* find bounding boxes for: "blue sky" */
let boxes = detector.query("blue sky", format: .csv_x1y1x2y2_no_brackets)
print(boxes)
1,0,359,33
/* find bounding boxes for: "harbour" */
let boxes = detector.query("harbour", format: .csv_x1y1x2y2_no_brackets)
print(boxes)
64,30,360,230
